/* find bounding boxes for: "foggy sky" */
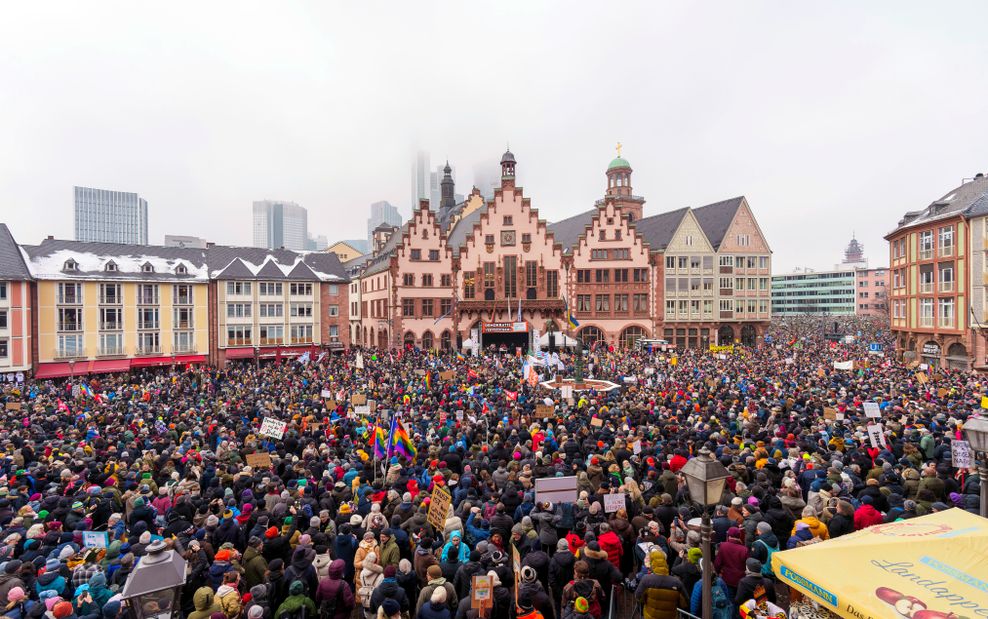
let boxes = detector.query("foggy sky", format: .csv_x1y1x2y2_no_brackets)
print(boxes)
2,2,987,272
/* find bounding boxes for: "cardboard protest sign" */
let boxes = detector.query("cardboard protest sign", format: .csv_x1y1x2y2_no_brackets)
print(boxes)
369,400,377,413
833,361,854,371
916,372,929,384
259,417,286,439
559,385,574,400
535,404,554,418
472,575,493,612
823,407,837,420
603,492,626,513
354,405,371,415
427,485,452,531
937,388,948,398
863,402,881,419
590,417,603,428
351,394,367,406
245,452,272,468
5,402,20,411
439,370,456,381
414,369,426,376
324,400,337,411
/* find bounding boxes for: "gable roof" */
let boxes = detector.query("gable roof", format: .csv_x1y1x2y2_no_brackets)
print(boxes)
0,224,31,280
21,238,209,281
632,207,690,251
445,207,486,255
547,209,596,253
888,175,988,236
691,196,744,250
212,258,256,280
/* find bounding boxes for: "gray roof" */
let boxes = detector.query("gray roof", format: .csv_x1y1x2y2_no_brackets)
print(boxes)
0,224,31,279
692,197,744,250
547,209,596,253
361,223,408,276
445,207,486,254
889,175,988,236
22,238,209,281
632,207,690,251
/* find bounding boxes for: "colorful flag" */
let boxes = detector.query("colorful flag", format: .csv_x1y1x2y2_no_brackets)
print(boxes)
391,416,417,459
467,368,478,381
371,425,388,459
504,390,518,402
425,371,432,391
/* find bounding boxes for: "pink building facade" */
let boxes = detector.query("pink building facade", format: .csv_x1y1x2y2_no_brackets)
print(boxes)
0,224,33,376
855,267,889,318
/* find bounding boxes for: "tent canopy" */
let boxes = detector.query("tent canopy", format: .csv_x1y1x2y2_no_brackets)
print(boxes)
772,509,988,619
538,332,578,348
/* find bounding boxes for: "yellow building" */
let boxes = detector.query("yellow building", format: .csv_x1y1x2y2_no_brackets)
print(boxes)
23,240,211,378
325,241,366,263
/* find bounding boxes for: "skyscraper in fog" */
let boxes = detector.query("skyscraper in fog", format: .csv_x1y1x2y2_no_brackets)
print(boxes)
472,160,501,200
74,186,148,245
253,200,308,250
367,201,402,244
411,150,430,213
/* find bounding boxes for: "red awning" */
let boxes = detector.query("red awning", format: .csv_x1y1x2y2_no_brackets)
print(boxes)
34,363,75,379
224,348,255,359
89,359,132,374
34,359,133,378
173,355,207,365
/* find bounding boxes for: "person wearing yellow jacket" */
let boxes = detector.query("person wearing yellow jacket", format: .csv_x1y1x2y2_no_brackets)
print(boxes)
634,549,688,619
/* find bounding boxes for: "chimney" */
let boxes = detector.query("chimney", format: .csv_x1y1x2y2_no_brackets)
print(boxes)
206,242,215,248
47,235,54,240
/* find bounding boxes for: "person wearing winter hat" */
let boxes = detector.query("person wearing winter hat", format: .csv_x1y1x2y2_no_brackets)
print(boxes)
51,601,74,619
417,586,450,619
274,580,316,618
734,558,776,608
379,598,401,619
713,527,748,593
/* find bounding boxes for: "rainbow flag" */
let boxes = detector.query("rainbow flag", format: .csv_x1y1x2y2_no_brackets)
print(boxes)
391,419,417,460
425,371,432,391
370,425,388,459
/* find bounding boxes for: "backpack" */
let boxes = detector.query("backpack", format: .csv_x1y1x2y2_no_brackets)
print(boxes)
278,605,307,619
318,581,340,619
755,539,779,577
710,583,732,619
356,575,376,609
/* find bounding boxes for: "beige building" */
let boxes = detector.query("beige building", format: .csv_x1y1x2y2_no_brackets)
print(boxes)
325,240,365,263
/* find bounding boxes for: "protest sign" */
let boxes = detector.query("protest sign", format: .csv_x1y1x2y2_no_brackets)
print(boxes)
245,452,272,468
324,400,337,411
863,402,881,419
320,389,332,398
867,423,887,449
82,531,108,548
354,405,371,415
355,353,364,369
4,402,20,411
590,417,603,427
559,385,574,400
535,404,554,418
603,493,626,513
534,476,578,504
632,440,642,455
439,370,456,381
472,575,493,613
937,388,948,398
351,394,367,406
427,485,452,531
823,407,837,421
259,417,286,439
951,440,973,469
916,372,929,384
833,360,854,371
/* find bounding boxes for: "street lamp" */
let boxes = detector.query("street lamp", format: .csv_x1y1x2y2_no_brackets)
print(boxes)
962,417,988,518
680,448,730,619
120,540,186,619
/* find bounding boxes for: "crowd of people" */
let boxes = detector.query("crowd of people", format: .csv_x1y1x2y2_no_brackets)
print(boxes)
0,316,981,619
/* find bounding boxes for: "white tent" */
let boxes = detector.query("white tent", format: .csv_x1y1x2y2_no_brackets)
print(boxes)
538,332,579,348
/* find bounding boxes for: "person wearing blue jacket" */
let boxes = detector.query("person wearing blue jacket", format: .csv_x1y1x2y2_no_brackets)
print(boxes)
464,511,491,544
439,531,469,563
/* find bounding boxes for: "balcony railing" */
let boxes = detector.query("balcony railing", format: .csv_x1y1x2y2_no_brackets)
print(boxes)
54,348,86,360
136,346,161,356
920,282,933,293
98,346,125,357
940,281,954,293
172,343,196,354
920,317,934,328
919,249,933,260
258,338,283,346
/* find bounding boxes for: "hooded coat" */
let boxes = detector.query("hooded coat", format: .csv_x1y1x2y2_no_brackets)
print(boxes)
314,559,355,619
636,551,687,619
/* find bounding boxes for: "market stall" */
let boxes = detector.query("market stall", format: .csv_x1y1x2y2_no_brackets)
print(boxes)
772,509,988,619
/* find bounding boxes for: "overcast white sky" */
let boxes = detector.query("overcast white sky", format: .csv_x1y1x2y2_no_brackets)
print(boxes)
2,2,987,271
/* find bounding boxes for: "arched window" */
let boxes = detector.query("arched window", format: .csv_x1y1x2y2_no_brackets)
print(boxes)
718,325,735,345
441,330,452,350
175,264,188,275
579,325,604,347
63,259,78,271
421,331,434,350
403,332,416,347
740,325,757,347
621,326,647,349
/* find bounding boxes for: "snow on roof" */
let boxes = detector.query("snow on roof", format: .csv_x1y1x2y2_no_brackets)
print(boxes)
25,247,209,281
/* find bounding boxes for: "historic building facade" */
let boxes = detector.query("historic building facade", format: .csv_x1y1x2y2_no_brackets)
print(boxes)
345,149,773,350
886,173,986,370
0,225,33,376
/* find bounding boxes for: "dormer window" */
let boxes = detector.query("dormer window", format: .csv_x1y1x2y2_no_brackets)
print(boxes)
141,262,155,273
104,261,118,272
63,259,78,271
175,264,188,275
